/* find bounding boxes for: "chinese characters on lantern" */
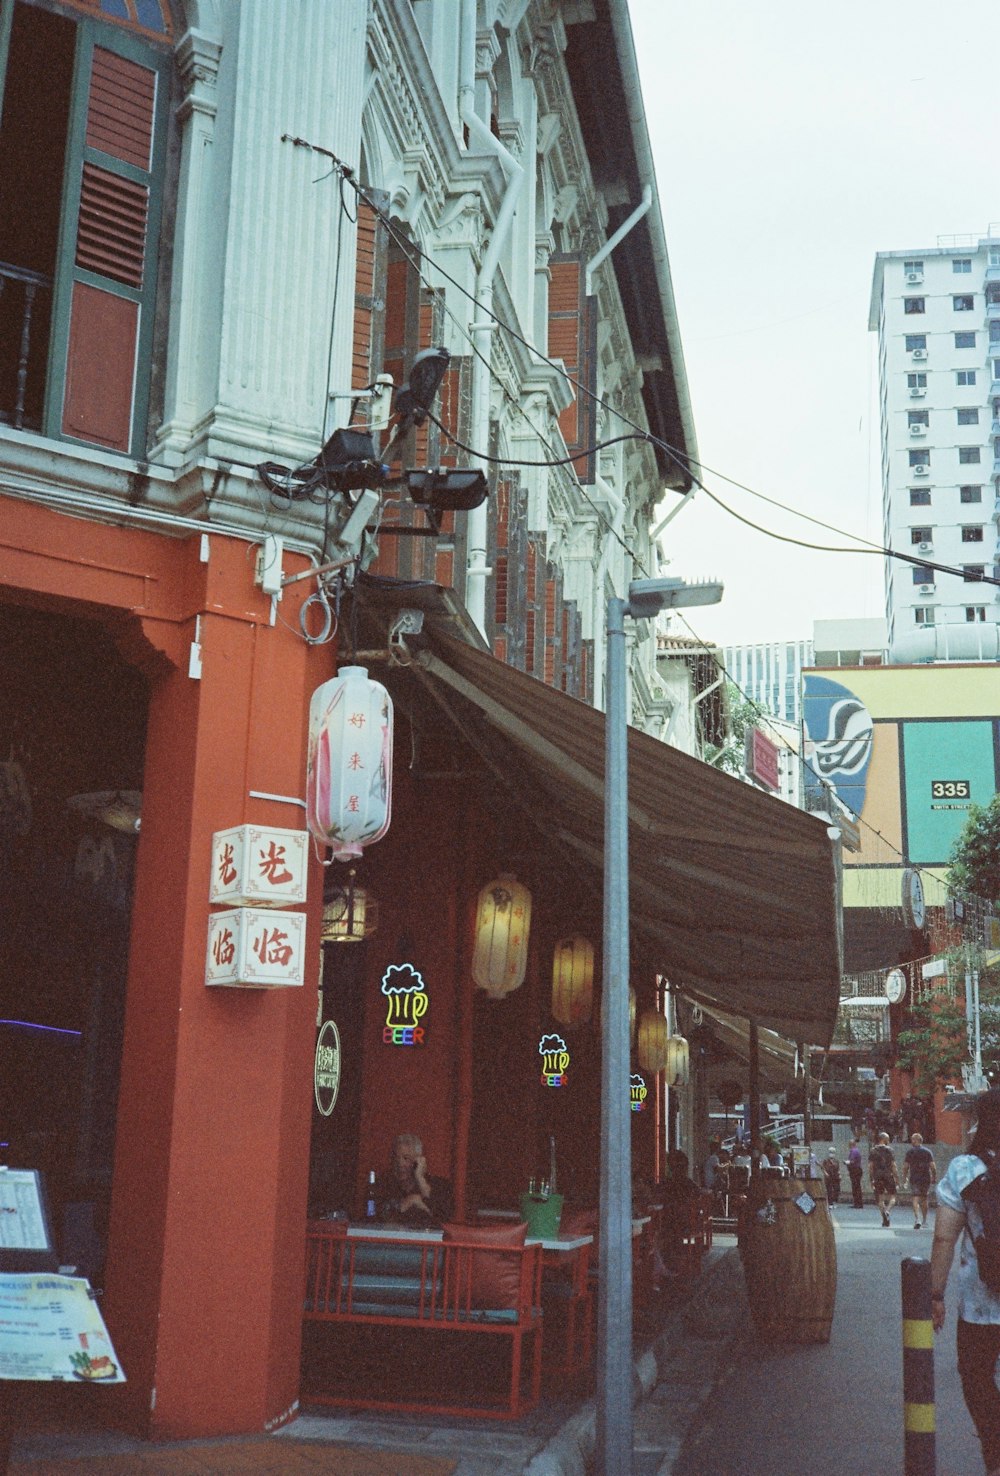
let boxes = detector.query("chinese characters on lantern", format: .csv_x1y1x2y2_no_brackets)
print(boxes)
381,963,428,1046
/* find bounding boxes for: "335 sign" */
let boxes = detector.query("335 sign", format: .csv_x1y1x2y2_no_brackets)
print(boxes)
931,779,970,800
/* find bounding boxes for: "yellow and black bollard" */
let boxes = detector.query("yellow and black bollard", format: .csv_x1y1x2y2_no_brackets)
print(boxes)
902,1256,936,1475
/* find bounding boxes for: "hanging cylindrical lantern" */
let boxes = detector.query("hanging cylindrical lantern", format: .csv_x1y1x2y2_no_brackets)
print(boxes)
321,877,375,943
552,935,594,1027
472,874,532,998
665,1033,690,1087
637,1009,669,1075
306,665,393,861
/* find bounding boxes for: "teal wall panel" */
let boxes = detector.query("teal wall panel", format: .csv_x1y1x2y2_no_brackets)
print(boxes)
902,720,998,864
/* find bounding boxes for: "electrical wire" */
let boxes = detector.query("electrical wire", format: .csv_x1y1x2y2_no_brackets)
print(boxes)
424,411,647,468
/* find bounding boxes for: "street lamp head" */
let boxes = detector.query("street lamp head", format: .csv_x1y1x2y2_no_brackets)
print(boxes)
625,576,724,619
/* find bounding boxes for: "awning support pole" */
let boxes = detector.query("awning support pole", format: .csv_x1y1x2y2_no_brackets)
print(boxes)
597,594,633,1476
748,1018,760,1161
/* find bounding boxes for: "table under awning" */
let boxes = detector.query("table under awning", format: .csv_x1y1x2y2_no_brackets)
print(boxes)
397,627,842,1046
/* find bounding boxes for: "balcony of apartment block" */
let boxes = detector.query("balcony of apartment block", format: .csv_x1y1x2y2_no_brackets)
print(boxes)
0,261,52,435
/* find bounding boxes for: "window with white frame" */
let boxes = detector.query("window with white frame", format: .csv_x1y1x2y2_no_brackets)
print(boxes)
953,258,973,273
957,370,977,386
990,246,1000,267
907,372,927,389
914,607,935,624
966,607,987,622
912,566,932,584
904,298,926,314
960,485,983,502
956,331,977,349
954,295,975,311
904,260,924,276
963,564,985,581
908,410,929,426
909,487,931,505
958,407,980,425
908,449,930,466
910,526,932,543
905,334,927,352
959,447,982,463
962,526,985,541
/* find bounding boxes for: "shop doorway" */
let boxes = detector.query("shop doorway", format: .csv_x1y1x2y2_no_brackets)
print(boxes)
0,603,148,1282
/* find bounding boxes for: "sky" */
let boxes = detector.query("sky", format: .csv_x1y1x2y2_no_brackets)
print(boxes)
629,0,999,647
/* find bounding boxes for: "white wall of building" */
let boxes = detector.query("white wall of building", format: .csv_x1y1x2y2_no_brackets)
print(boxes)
869,237,1000,661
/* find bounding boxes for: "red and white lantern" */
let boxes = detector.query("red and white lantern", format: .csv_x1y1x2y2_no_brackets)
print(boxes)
306,665,393,862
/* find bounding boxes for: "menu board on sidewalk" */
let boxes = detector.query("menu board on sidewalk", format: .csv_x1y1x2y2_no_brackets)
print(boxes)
0,1273,125,1383
0,1169,52,1253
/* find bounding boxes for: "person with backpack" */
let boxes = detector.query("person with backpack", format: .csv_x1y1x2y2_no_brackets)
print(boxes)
869,1131,898,1227
903,1131,937,1230
932,1087,1000,1476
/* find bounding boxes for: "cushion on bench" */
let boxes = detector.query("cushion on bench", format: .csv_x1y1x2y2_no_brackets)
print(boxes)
441,1221,528,1310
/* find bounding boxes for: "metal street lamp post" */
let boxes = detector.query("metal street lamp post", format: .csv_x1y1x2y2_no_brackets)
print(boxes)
598,576,723,1476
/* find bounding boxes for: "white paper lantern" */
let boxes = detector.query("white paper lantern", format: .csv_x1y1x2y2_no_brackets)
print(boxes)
472,874,532,998
637,1010,669,1074
665,1034,690,1086
306,665,393,861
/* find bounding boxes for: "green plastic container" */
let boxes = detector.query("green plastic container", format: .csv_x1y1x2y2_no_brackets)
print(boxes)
519,1192,564,1240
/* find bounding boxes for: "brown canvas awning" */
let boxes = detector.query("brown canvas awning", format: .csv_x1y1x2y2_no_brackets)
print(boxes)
402,629,842,1045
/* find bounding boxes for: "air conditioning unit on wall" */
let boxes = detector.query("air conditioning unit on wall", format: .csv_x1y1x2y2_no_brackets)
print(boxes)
907,272,923,283
913,464,929,475
909,387,926,397
912,348,927,360
918,584,935,594
918,540,932,551
909,424,927,435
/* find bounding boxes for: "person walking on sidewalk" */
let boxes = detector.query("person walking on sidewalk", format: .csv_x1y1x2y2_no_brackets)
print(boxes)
869,1131,898,1226
821,1146,841,1205
903,1131,936,1229
846,1137,865,1208
931,1088,1000,1476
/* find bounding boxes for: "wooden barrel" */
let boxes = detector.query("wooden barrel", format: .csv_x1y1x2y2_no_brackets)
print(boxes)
741,1173,837,1343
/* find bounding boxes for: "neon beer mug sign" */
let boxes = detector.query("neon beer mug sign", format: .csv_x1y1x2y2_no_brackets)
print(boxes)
630,1073,648,1112
381,963,428,1046
539,1032,569,1087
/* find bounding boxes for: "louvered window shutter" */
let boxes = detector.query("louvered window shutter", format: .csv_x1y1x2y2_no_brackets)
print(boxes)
49,25,169,455
547,255,597,484
351,191,389,399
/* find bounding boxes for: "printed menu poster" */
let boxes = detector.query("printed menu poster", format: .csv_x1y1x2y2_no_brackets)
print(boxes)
0,1169,50,1251
0,1274,125,1382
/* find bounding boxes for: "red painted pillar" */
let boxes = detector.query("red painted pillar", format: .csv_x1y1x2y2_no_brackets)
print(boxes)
102,537,328,1438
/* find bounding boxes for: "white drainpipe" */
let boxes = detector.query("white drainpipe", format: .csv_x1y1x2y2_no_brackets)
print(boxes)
459,0,525,636
584,184,652,297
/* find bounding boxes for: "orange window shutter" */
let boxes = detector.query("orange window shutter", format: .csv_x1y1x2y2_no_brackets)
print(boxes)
547,255,597,484
351,191,389,394
61,38,164,452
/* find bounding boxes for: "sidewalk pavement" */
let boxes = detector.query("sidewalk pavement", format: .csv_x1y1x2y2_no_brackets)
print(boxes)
7,1243,745,1476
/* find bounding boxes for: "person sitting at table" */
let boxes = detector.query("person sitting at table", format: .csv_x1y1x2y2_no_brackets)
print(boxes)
379,1132,453,1225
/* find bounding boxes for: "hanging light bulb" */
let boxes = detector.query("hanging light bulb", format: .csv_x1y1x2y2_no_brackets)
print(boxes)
472,874,532,998
552,935,594,1027
306,665,393,861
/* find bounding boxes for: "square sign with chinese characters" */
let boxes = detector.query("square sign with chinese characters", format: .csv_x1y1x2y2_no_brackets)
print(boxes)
209,825,308,908
205,908,307,989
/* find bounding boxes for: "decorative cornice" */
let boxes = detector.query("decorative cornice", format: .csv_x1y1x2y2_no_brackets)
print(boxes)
175,27,222,122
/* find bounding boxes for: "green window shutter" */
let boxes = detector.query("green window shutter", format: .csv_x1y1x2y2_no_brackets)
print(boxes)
46,19,169,456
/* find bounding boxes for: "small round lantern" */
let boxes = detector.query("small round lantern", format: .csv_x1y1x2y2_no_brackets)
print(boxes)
472,873,532,998
321,876,375,943
636,1009,669,1075
306,665,393,861
552,935,594,1027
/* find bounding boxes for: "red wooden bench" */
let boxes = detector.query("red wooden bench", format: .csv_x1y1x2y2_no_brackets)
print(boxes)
302,1223,544,1419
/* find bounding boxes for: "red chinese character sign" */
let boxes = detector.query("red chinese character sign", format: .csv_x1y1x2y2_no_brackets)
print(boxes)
539,1033,569,1087
205,908,307,988
381,963,428,1046
306,665,393,862
209,825,308,908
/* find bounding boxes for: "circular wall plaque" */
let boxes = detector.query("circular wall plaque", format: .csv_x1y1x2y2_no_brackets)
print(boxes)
314,1019,342,1117
885,968,907,1005
901,868,926,931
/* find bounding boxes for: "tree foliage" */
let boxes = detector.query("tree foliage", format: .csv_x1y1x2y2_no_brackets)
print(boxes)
947,793,1000,906
896,952,1000,1092
705,684,765,776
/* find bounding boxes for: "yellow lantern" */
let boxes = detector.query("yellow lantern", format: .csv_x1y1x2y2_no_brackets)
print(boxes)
552,935,594,1027
636,1009,669,1074
472,874,532,998
665,1033,690,1086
